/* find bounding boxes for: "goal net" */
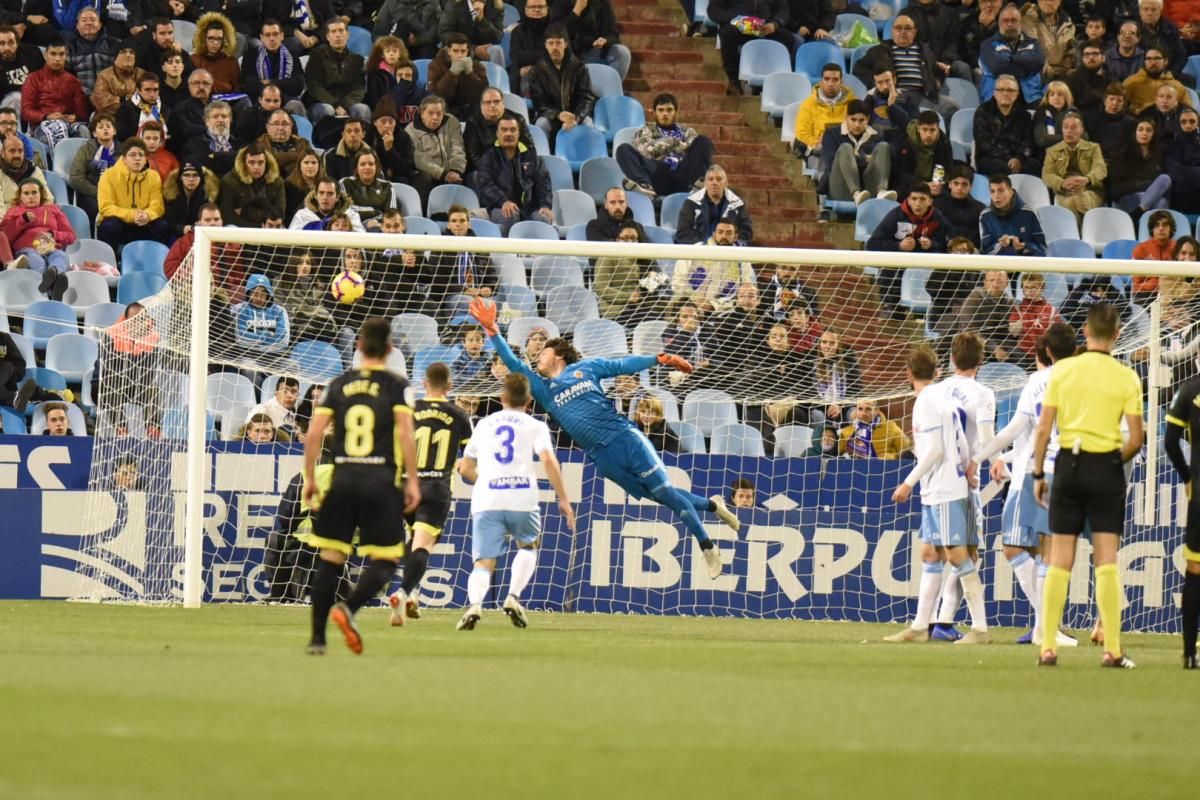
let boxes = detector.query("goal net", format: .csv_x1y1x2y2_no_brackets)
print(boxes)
66,227,1191,633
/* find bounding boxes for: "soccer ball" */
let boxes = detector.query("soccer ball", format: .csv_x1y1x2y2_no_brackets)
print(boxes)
331,270,365,304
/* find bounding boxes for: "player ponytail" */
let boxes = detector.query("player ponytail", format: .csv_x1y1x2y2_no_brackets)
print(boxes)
544,337,581,366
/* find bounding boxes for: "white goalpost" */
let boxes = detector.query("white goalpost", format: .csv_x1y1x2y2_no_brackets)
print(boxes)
65,224,1192,632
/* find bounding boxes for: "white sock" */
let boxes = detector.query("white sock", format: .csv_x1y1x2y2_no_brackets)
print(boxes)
912,562,944,630
467,567,490,607
935,569,962,625
1034,557,1047,635
508,548,537,600
1011,551,1039,617
957,561,988,631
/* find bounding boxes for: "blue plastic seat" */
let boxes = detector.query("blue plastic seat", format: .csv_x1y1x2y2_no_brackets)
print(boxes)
469,217,503,238
391,313,441,355
66,239,119,287
585,63,623,99
659,192,688,233
672,420,706,453
24,300,78,348
290,340,345,383
116,272,167,305
760,71,811,118
848,43,874,74
780,100,803,142
553,189,597,233
41,170,68,203
593,95,645,143
1082,208,1136,254
941,77,980,110
1008,174,1050,209
484,60,510,92
509,219,560,240
566,222,589,240
774,424,814,457
642,225,673,245
493,253,527,287
1101,238,1137,260
542,154,574,192
612,125,640,153
528,123,550,156
854,197,897,243
44,332,98,382
842,73,868,100
544,286,599,334
949,107,975,151
625,191,655,227
391,182,422,217
0,270,45,315
8,332,35,366
711,422,765,456
1036,204,1078,242
578,156,624,203
899,268,931,313
502,2,520,27
292,113,314,143
737,39,791,88
121,240,169,276
573,318,628,358
531,255,585,294
24,366,68,393
1045,239,1093,259
60,203,91,239
404,215,441,236
555,126,608,171
794,40,842,82
681,388,738,437
61,270,110,316
414,59,431,90
502,91,530,121
52,138,88,181
427,184,481,217
498,285,538,317
412,345,462,380
0,406,26,432
161,408,217,441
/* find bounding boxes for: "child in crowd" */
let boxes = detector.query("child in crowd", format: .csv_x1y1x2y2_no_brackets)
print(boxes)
451,327,489,382
234,274,291,354
1,177,76,300
1009,272,1063,366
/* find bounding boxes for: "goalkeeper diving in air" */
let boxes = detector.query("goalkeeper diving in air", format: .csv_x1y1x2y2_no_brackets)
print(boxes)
468,297,740,578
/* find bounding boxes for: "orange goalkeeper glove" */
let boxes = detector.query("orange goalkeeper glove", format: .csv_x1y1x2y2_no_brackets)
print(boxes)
468,296,499,336
657,353,693,373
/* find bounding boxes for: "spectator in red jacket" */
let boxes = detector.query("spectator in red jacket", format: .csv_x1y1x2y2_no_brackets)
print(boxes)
1009,271,1062,365
164,203,246,302
0,177,76,298
21,38,89,144
1131,208,1179,302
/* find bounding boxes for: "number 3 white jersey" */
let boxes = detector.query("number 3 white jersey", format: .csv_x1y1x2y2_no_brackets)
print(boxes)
464,409,554,514
912,385,970,505
940,374,996,458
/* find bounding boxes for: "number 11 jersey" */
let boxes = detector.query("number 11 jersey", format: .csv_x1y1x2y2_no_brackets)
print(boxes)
464,409,554,515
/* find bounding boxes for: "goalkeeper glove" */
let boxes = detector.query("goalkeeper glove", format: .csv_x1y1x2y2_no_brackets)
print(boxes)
657,353,693,373
468,296,499,336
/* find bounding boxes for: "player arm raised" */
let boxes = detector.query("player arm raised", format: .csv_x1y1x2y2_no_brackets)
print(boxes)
468,297,539,375
892,429,944,503
539,446,576,532
395,408,421,513
303,409,333,508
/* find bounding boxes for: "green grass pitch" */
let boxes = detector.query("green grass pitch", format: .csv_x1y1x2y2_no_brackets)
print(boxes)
0,601,1194,800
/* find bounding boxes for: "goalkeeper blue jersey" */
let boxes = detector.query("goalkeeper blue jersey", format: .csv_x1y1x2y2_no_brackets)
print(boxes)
492,333,657,452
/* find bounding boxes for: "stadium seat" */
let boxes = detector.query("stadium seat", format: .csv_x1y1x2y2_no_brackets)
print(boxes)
1081,207,1136,254
121,240,169,276
289,339,345,383
848,43,873,73
61,271,109,317
66,239,119,287
585,63,623,99
469,217,503,238
711,422,765,456
412,344,462,380
392,182,422,217
948,108,974,154
1111,274,1132,296
493,253,528,287
612,125,640,153
544,285,599,334
780,100,802,143
623,191,655,227
484,60,510,92
641,225,673,245
531,255,585,294
528,123,551,156
682,389,738,437
574,318,628,357
542,154,574,193
24,367,67,395
404,215,440,237
672,420,706,453
428,184,480,218
0,304,8,332
899,268,931,313
414,58,431,89
774,424,814,457
157,369,191,409
631,319,669,354
174,19,197,51
42,170,68,204
116,272,167,305
556,126,608,171
760,71,811,119
8,332,35,367
578,156,624,203
29,137,47,171
854,197,897,243
502,2,520,27
391,313,441,355
737,39,791,88
0,270,45,315
1101,238,1137,260
161,408,217,441
44,333,98,382
498,284,538,317
566,222,589,241
352,346,408,376
502,91,530,121
506,316,560,348
79,366,96,412
24,300,78,348
977,361,1029,390
205,372,257,430
644,387,680,422
1036,204,1079,242
1008,174,1050,209
60,203,91,239
794,40,841,81
51,138,87,182
553,189,598,233
594,95,645,143
1117,304,1150,349
970,172,990,203
1137,208,1190,240
1045,239,1093,259
659,192,688,233
842,73,868,101
509,219,560,240
941,77,980,110
1186,54,1200,83
292,113,313,143
29,400,87,435
0,406,27,433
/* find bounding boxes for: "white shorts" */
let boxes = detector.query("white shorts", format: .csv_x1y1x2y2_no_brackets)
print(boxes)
920,498,976,548
471,509,541,560
1001,474,1048,548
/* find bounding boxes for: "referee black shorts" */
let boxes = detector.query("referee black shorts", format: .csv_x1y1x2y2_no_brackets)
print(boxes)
1048,450,1126,537
311,466,406,559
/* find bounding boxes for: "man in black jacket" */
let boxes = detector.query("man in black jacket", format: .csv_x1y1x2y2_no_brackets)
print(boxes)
134,17,193,78
241,20,306,112
933,164,984,245
586,186,646,241
1067,39,1112,113
1083,80,1136,160
674,164,753,244
906,0,972,82
168,68,214,155
530,24,595,144
1166,106,1200,212
708,0,793,96
972,73,1040,175
476,114,554,235
552,0,630,78
0,23,42,115
463,87,534,173
64,8,117,94
891,109,953,198
508,0,550,94
959,0,1001,72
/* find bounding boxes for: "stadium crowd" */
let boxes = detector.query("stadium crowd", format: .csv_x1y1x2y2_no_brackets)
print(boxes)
0,0,1195,463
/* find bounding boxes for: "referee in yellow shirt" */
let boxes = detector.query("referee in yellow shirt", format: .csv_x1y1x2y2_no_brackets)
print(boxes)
1032,303,1144,668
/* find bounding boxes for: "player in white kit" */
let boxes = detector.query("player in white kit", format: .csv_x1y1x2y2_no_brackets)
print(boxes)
974,323,1079,646
929,333,995,641
885,345,990,644
455,373,576,631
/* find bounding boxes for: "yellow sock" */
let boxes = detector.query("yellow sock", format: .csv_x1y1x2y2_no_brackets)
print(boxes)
1096,563,1123,657
1041,566,1071,654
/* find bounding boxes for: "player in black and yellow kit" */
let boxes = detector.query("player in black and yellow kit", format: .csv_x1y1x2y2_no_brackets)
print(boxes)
388,361,473,626
303,318,420,655
1165,376,1200,668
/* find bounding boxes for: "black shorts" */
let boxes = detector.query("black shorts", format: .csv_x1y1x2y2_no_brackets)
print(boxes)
1187,499,1200,562
1048,450,1126,537
405,479,452,539
311,466,406,559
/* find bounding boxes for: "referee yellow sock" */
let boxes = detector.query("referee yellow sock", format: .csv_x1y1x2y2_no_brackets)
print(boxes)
1095,563,1123,657
1040,566,1071,654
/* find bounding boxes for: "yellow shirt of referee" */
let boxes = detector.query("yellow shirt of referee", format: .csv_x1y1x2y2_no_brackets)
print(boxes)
1031,304,1143,668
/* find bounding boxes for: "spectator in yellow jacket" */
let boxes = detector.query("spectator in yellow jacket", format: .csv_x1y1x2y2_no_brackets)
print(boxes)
1122,46,1193,114
98,137,169,246
838,399,909,459
793,62,856,158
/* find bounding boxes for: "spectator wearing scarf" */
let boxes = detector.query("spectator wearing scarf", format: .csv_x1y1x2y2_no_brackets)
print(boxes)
67,111,119,222
838,400,908,459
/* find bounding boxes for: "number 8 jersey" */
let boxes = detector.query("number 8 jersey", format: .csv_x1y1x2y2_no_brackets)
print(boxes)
319,366,414,472
464,408,555,514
